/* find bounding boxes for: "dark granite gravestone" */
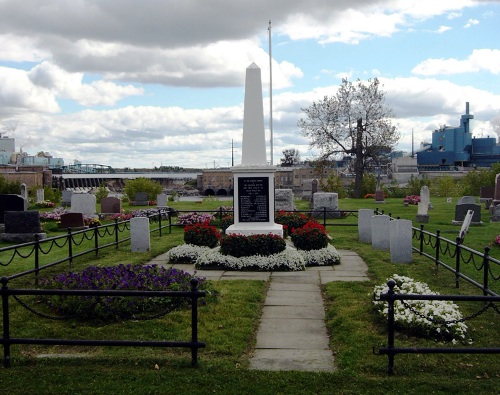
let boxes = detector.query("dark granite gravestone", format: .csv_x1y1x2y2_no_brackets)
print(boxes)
100,196,122,213
0,194,28,223
134,192,149,206
492,174,500,206
452,203,482,225
479,186,494,202
374,190,385,204
0,211,46,242
59,212,86,229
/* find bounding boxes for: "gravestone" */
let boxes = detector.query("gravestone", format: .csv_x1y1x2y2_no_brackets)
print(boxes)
130,217,150,252
0,211,47,243
389,219,412,263
157,194,169,208
59,212,86,229
492,174,500,206
374,190,385,204
458,196,476,205
134,192,149,206
100,197,122,214
0,194,28,223
490,205,500,222
71,193,96,216
36,188,45,203
62,190,73,207
20,183,27,200
371,215,390,251
416,186,430,223
479,186,494,203
452,203,482,225
312,192,339,218
358,209,374,243
275,189,295,211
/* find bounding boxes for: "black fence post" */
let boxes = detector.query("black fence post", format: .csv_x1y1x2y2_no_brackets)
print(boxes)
114,219,119,248
323,207,327,227
34,233,40,286
419,225,424,255
190,278,200,367
67,228,73,268
158,210,162,237
1,277,11,368
386,279,396,375
93,223,99,257
455,237,461,289
483,246,490,296
168,211,172,234
435,230,441,272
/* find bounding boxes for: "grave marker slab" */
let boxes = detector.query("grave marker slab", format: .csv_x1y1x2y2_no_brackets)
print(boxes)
71,193,96,216
374,190,385,204
389,219,412,263
134,192,149,206
62,190,73,207
371,215,390,251
275,189,295,211
36,188,45,203
452,203,482,225
479,186,494,203
358,209,374,243
130,217,150,252
0,211,47,243
20,183,27,199
100,197,122,214
0,194,28,223
416,186,430,223
60,212,86,229
156,194,169,208
312,192,339,218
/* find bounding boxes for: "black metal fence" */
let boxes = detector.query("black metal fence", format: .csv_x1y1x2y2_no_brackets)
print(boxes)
412,224,500,296
0,210,169,284
374,279,500,374
0,277,206,368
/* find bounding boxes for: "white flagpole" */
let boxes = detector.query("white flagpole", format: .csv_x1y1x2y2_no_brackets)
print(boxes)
268,20,273,165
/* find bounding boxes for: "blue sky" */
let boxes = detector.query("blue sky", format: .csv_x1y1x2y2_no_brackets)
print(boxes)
0,0,499,168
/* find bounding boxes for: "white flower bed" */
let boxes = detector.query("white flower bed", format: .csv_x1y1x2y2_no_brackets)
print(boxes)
373,274,469,342
166,244,341,271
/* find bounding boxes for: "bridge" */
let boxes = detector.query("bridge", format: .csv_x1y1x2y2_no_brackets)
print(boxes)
57,164,116,174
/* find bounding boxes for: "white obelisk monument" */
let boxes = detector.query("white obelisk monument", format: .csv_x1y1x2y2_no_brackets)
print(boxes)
226,63,283,237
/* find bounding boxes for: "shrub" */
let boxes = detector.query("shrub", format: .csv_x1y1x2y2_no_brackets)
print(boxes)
40,264,217,321
403,195,420,205
220,215,234,234
220,233,286,257
95,183,109,203
178,212,216,226
373,274,468,342
124,178,162,202
291,222,329,251
275,211,310,234
184,221,220,248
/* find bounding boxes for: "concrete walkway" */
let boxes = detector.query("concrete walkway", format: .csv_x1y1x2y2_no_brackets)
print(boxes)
149,249,369,372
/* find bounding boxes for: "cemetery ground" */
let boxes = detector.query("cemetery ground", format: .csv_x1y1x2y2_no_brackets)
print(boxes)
0,198,499,394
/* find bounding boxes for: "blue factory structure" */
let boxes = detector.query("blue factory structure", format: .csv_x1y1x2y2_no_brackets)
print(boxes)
417,102,500,169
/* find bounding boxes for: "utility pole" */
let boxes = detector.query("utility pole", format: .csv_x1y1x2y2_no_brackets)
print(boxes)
268,20,273,165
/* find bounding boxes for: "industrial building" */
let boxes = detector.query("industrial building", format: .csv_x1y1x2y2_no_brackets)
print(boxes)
417,102,500,169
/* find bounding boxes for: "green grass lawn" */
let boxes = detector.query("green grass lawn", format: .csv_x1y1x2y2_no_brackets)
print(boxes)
0,197,499,394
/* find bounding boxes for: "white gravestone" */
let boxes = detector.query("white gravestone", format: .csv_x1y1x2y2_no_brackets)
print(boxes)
371,215,390,251
130,217,150,252
358,209,374,243
275,189,295,211
312,192,338,218
458,210,473,242
390,219,413,263
36,188,45,203
70,193,96,217
416,186,430,223
157,194,169,208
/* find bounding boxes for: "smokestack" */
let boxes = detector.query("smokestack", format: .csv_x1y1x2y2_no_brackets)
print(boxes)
466,102,469,115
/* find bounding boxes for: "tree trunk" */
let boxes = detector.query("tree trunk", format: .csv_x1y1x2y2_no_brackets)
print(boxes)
353,118,364,198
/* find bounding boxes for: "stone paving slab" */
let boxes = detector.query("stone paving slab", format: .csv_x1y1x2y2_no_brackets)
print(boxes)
265,290,324,305
255,331,330,349
257,318,327,335
268,282,319,292
249,349,335,372
261,305,325,320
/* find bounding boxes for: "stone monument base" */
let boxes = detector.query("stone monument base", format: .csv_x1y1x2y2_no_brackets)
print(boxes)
415,214,429,223
226,223,283,237
451,220,483,226
0,233,47,243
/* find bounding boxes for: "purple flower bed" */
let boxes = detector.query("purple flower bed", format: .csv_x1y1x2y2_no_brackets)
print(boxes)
178,212,216,226
40,264,217,321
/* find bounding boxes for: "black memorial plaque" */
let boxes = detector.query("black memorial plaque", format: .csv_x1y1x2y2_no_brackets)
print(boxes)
238,177,269,222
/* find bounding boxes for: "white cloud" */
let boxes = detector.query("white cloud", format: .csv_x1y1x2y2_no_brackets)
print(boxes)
435,25,452,33
464,18,479,28
412,49,500,75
